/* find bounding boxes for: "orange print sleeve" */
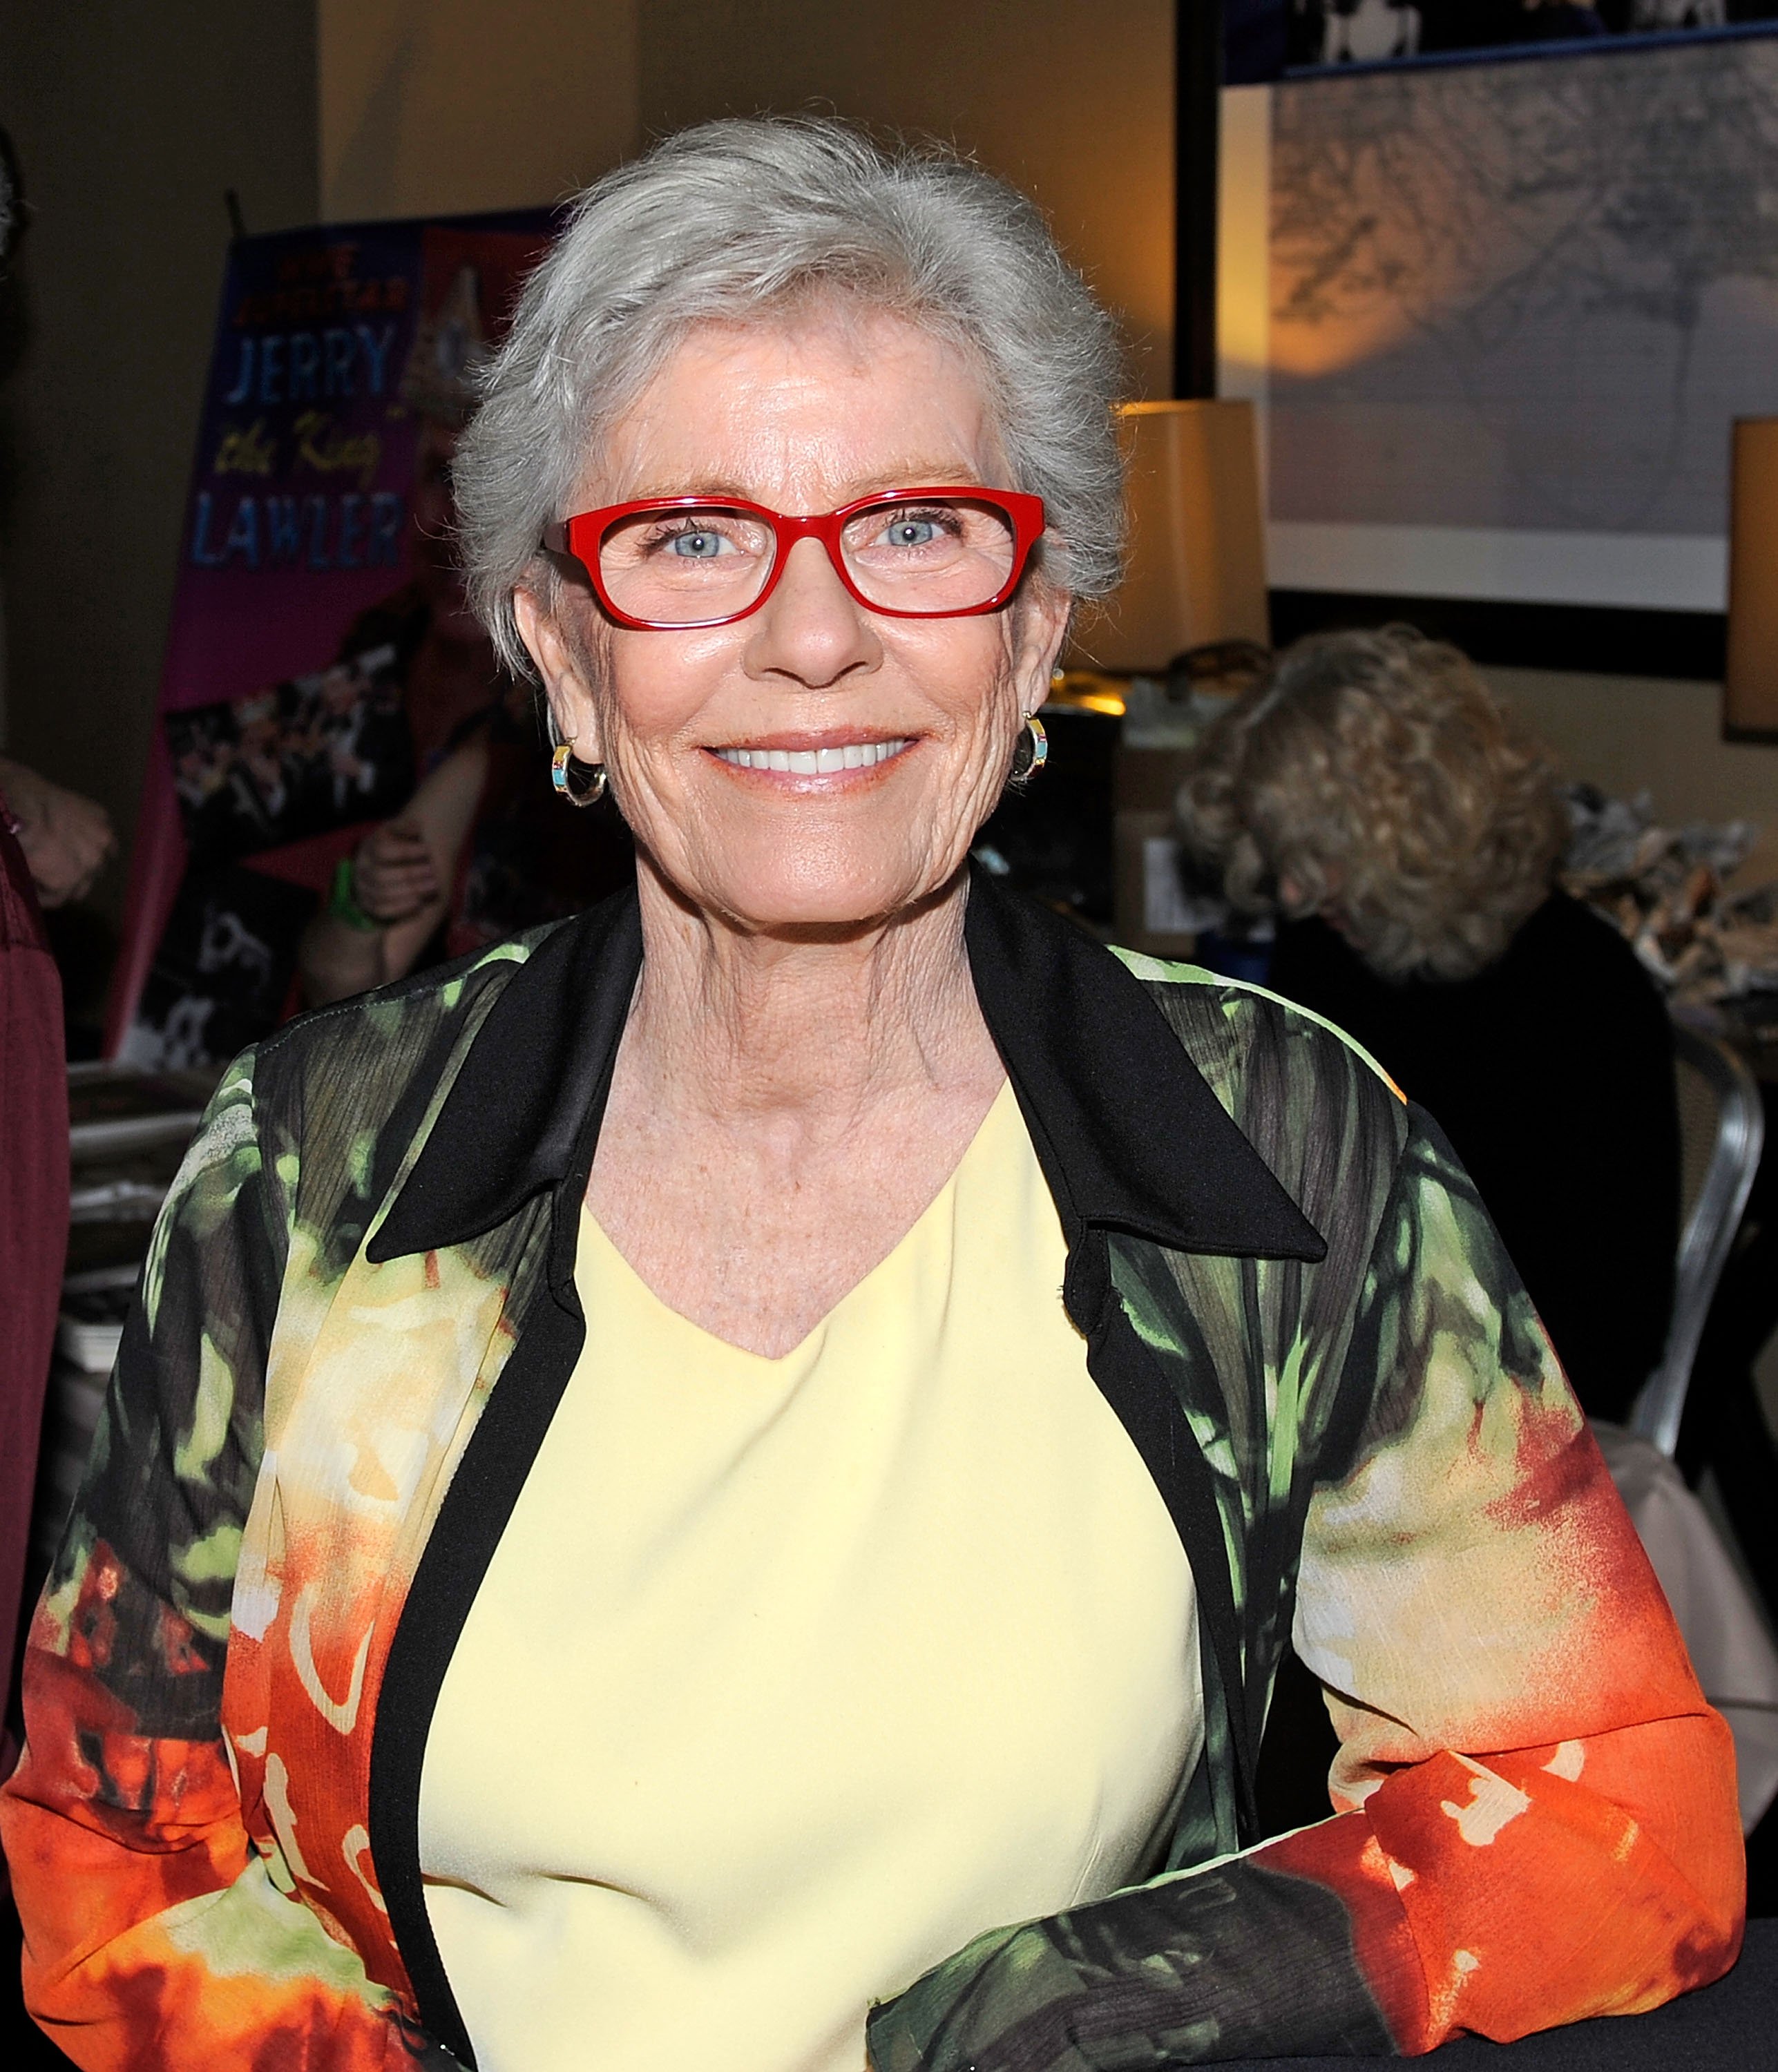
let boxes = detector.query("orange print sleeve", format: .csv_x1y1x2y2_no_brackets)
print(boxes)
0,1055,444,2071
869,1109,1744,2070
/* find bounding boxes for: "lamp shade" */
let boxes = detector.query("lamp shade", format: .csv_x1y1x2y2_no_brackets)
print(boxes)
1069,399,1269,673
1727,417,1778,733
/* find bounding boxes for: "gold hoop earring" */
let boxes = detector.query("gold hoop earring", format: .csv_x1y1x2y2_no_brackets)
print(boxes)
551,740,608,807
1008,713,1048,788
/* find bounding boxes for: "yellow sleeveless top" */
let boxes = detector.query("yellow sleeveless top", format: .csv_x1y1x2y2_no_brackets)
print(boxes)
419,1080,1201,2072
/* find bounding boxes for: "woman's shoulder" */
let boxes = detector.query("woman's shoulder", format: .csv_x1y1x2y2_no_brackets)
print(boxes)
273,920,555,1057
1504,891,1673,1043
1110,943,1415,1227
1511,896,1676,1117
1116,944,1405,1097
231,919,573,1191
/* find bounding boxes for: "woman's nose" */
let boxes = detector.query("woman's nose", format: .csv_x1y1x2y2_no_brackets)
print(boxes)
743,535,880,687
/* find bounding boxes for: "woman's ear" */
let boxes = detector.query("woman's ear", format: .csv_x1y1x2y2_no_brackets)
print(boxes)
514,583,602,760
1012,584,1073,720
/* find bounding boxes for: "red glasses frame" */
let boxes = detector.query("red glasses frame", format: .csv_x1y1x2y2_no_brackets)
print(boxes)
540,486,1046,631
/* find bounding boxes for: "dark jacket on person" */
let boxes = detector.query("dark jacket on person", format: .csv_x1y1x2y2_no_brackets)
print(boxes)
1269,891,1679,1424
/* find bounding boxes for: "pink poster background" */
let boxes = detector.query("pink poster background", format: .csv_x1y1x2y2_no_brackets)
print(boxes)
106,211,551,1054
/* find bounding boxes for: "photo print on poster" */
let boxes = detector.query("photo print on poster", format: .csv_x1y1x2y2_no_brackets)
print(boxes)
164,644,412,870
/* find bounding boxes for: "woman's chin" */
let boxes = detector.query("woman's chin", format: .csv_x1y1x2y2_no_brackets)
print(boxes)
738,883,952,938
660,848,964,939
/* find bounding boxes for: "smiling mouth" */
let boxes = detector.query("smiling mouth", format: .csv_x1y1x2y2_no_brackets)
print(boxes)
711,737,912,775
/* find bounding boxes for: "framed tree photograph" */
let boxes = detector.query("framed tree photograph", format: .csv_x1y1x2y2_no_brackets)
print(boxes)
1216,17,1778,674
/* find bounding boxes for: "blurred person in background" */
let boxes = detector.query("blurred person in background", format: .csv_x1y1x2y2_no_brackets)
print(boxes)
1180,626,1778,1866
298,395,633,1008
297,677,633,1006
1178,623,1679,1428
0,767,73,1811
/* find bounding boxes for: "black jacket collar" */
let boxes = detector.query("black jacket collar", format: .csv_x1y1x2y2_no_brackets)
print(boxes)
369,867,1323,1267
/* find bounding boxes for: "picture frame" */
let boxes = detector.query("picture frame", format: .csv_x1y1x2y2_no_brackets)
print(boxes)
1215,30,1778,676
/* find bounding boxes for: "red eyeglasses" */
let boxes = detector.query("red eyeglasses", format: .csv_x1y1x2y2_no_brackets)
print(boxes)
541,487,1046,631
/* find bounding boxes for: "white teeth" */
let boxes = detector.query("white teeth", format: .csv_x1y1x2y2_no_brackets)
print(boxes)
714,737,910,772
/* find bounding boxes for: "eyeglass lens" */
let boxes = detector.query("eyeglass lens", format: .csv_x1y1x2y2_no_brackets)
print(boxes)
595,496,1020,623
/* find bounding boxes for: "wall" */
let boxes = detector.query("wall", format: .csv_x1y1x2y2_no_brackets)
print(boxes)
318,1,1174,390
1489,667,1778,879
0,2,320,925
638,0,1177,400
318,0,640,220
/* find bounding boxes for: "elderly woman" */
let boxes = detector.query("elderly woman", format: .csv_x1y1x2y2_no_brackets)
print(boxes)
1,124,1741,2072
1176,626,1679,1427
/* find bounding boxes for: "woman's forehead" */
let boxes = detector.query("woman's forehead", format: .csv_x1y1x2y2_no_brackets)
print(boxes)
586,306,1004,506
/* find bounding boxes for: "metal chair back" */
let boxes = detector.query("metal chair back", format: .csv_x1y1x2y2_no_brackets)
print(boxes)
1630,1023,1765,1457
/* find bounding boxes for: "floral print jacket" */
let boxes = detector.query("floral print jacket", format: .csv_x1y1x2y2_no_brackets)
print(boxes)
1,871,1744,2070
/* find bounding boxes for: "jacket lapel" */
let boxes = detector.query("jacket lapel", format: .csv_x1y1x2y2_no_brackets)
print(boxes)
965,867,1326,1848
368,889,644,1279
372,867,1324,1275
964,865,1325,1263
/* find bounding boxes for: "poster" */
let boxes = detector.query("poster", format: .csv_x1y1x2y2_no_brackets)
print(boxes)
110,210,553,1064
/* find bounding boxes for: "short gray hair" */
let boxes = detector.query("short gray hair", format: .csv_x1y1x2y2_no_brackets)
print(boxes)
454,117,1126,677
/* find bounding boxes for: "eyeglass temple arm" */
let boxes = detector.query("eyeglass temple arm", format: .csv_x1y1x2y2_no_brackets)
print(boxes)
541,521,568,555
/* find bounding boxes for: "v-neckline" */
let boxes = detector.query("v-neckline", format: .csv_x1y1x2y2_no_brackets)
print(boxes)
577,1078,1017,1365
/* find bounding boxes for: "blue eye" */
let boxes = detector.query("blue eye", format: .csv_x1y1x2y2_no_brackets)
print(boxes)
669,529,726,559
887,518,938,548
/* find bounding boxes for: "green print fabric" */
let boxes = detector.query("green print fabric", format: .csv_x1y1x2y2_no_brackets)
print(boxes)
0,890,1743,2072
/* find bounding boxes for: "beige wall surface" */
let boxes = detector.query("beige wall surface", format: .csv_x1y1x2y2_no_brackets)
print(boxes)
1493,662,1777,1406
321,1,1175,385
638,0,1176,398
1489,666,1777,853
319,0,640,220
0,1,318,921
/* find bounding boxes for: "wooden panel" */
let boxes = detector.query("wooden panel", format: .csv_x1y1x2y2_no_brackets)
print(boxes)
1727,418,1778,737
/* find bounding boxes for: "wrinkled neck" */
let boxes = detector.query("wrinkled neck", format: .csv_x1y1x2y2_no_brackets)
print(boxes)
621,861,991,1131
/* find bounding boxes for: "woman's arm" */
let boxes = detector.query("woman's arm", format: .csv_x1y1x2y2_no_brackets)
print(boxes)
867,1111,1743,2071
0,1057,450,2070
299,736,490,1007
